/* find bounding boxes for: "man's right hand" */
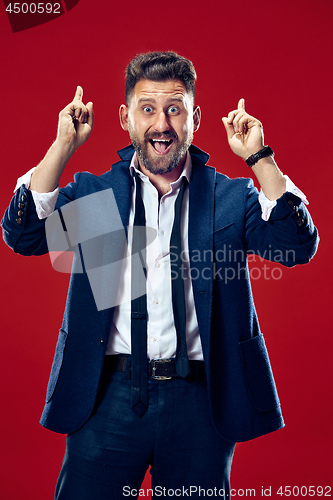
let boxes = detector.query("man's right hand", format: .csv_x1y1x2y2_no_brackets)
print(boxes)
30,86,94,193
56,86,94,153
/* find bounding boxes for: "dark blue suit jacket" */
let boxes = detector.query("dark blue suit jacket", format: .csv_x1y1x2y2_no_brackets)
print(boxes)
2,144,319,442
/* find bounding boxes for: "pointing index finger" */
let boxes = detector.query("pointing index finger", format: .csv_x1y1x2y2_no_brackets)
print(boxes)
238,98,245,111
73,85,83,102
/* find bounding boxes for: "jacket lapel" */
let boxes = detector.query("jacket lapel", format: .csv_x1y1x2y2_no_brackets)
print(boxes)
188,146,216,365
109,145,134,233
96,146,134,338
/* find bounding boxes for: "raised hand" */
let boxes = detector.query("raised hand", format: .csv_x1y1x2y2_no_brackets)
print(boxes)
56,86,94,153
222,99,264,160
30,87,94,193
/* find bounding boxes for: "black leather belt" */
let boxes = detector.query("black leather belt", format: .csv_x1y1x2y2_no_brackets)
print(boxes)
104,355,205,381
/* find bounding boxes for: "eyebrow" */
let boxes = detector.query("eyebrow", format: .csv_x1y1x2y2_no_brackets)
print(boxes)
137,96,184,104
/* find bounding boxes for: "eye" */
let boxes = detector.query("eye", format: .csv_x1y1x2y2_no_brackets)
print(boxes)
143,106,153,113
168,106,179,114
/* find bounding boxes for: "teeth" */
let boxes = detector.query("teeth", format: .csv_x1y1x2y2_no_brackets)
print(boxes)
152,139,170,142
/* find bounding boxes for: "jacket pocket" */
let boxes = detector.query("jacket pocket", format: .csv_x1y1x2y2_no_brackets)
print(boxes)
239,334,280,412
46,328,68,403
213,223,246,281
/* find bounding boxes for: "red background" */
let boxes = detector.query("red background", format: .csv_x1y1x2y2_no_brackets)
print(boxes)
0,1,332,498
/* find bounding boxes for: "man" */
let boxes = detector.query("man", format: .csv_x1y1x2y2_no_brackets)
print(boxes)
2,51,318,499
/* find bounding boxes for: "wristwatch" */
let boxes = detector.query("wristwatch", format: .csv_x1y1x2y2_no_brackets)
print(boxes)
245,146,274,167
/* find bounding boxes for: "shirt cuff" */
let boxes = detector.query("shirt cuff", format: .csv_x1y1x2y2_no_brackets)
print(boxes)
258,175,309,221
14,167,59,219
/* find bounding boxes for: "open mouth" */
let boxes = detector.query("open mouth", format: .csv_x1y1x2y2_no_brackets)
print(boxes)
149,138,174,155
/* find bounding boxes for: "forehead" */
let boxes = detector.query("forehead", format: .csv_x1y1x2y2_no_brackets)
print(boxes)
130,79,189,106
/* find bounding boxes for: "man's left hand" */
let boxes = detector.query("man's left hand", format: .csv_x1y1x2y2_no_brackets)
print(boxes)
222,99,264,160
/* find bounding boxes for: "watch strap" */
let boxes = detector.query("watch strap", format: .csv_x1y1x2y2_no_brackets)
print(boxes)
246,146,274,167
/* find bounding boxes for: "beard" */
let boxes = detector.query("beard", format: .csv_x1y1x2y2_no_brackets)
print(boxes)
128,123,193,175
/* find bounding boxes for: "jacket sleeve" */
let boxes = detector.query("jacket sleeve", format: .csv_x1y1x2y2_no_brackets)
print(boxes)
1,174,80,256
244,179,319,266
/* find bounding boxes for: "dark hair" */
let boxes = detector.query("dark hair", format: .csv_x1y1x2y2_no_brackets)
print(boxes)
125,51,197,106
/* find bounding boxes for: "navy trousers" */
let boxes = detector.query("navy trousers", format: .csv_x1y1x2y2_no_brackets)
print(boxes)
55,356,235,499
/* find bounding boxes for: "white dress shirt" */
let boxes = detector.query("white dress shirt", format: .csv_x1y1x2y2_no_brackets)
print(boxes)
108,151,203,359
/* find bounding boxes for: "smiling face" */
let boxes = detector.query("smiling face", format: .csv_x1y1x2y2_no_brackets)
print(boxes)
120,79,201,175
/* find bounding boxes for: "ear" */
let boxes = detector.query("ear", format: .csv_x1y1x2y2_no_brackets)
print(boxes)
119,104,129,131
193,105,201,132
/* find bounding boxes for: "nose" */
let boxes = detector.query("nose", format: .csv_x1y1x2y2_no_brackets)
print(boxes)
152,111,170,133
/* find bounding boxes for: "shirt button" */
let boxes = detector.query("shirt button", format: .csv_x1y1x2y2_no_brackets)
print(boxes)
153,192,157,198
161,230,165,236
154,298,159,305
153,337,157,342
155,262,161,268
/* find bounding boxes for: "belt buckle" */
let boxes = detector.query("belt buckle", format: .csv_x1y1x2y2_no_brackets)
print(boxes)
151,359,173,380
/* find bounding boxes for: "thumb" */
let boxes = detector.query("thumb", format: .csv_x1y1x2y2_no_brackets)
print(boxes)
73,85,83,102
222,116,235,141
238,98,245,111
86,102,94,128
